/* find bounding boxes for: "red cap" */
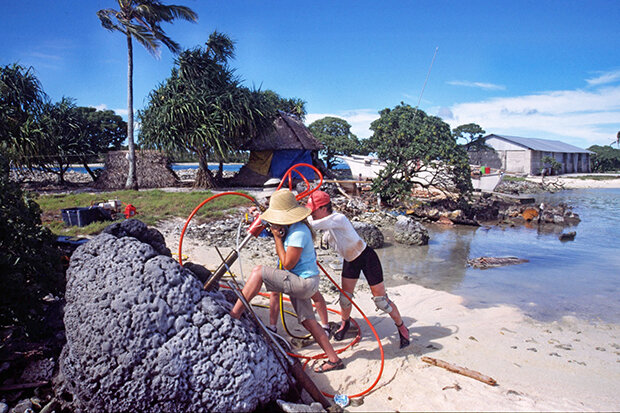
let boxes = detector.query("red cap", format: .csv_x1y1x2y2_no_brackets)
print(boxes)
306,190,331,212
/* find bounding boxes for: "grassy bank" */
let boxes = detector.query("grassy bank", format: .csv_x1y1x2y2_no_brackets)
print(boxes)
35,190,254,236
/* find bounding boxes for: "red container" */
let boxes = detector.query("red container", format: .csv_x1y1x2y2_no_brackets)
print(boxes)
484,167,490,174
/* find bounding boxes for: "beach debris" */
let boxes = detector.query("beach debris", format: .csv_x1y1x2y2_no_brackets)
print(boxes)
466,256,529,269
421,356,497,386
394,215,429,246
55,219,289,412
442,383,462,391
333,394,350,408
559,231,576,241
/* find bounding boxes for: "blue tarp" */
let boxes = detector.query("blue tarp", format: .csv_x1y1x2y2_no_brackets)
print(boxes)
268,149,316,180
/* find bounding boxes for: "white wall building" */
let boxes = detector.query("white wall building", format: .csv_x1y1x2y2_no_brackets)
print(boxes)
469,134,592,175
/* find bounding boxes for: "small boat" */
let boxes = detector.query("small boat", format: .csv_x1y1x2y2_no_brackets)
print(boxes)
336,155,504,192
336,155,386,180
471,170,504,192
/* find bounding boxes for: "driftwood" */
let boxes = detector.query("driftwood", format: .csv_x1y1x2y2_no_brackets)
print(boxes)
422,356,497,386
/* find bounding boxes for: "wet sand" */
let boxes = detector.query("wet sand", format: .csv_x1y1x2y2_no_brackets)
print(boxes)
163,229,620,412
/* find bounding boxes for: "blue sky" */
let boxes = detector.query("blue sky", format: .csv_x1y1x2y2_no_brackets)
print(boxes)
2,0,619,148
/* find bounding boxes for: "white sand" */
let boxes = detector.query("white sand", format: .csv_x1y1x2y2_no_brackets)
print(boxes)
526,175,620,189
166,232,620,412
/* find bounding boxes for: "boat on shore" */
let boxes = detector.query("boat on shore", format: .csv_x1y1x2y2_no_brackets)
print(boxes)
336,155,504,193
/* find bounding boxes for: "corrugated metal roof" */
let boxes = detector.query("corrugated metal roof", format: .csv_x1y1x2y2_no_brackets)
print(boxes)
487,134,593,153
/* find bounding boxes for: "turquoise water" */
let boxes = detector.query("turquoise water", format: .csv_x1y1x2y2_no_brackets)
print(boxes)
377,188,620,323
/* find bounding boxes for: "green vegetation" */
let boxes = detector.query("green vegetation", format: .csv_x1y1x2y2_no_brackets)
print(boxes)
1,155,62,338
365,103,472,205
97,0,198,190
139,32,274,188
502,175,527,182
588,145,620,172
452,123,489,151
541,155,562,175
1,64,125,183
139,31,305,188
308,116,366,169
36,189,254,236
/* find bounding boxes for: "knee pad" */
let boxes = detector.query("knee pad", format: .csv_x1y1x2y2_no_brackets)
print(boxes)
372,295,393,314
339,291,354,309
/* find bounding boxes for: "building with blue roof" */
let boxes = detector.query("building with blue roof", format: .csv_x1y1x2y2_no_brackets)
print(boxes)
469,134,593,175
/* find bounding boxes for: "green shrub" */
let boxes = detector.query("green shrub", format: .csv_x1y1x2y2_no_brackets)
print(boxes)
0,154,63,337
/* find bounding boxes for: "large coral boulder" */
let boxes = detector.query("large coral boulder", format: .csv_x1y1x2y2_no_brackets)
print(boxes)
351,221,384,249
55,220,288,412
394,215,429,246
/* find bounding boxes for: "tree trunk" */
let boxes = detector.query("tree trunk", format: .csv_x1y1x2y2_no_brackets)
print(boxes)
193,149,216,189
82,161,98,181
125,34,138,190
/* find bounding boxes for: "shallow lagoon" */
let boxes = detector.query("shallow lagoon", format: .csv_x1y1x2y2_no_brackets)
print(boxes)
377,188,620,323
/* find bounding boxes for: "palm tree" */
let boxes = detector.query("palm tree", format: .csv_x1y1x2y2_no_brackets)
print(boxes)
97,1,197,190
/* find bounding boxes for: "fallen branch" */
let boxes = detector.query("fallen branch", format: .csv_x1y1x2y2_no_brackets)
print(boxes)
422,356,497,386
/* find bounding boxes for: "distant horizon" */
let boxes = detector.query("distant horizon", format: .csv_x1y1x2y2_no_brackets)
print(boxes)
2,1,618,149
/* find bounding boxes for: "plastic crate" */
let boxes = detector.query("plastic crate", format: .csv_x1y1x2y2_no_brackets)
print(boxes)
61,207,109,227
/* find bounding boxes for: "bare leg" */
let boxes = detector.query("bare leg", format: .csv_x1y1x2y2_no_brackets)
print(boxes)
230,265,264,319
269,292,280,326
311,291,329,326
302,319,340,364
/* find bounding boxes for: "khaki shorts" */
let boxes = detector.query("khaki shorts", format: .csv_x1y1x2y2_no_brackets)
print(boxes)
262,266,319,323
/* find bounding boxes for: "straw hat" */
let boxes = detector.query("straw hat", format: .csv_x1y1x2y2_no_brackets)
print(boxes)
260,189,310,225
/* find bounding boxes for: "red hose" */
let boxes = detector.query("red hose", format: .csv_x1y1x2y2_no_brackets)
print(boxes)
178,192,258,267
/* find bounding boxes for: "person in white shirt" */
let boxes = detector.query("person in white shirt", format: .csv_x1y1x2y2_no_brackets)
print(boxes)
306,190,410,348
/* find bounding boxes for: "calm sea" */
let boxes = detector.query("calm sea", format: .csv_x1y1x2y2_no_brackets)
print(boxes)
377,188,620,323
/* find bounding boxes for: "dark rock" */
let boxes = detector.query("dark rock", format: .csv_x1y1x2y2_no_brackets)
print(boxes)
103,218,171,256
351,221,384,249
393,216,429,246
56,220,288,412
559,231,576,241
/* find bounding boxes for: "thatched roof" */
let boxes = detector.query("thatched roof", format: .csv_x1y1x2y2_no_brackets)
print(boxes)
95,150,179,190
243,111,323,151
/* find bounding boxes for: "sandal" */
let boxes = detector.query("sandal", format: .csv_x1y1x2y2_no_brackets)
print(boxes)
334,319,351,341
314,359,345,373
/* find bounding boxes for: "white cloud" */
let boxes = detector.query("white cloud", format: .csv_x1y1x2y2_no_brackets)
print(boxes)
586,69,620,86
448,85,620,146
306,109,380,139
447,80,506,91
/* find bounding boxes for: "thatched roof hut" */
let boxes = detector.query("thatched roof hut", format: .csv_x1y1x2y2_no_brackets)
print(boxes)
228,112,325,186
95,150,179,190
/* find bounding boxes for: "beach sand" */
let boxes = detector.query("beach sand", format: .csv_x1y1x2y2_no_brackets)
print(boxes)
165,230,620,412
526,175,620,189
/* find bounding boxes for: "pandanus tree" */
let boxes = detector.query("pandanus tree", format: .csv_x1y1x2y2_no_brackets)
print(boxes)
97,0,197,190
139,33,275,188
0,63,47,165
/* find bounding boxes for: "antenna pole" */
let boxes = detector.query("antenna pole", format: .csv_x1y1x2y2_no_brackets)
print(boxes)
417,46,439,108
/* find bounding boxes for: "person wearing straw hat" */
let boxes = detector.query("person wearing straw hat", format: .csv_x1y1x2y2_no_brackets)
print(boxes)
306,190,410,349
230,189,344,373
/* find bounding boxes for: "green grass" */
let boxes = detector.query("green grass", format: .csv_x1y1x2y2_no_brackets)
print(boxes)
34,189,255,236
501,175,527,182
